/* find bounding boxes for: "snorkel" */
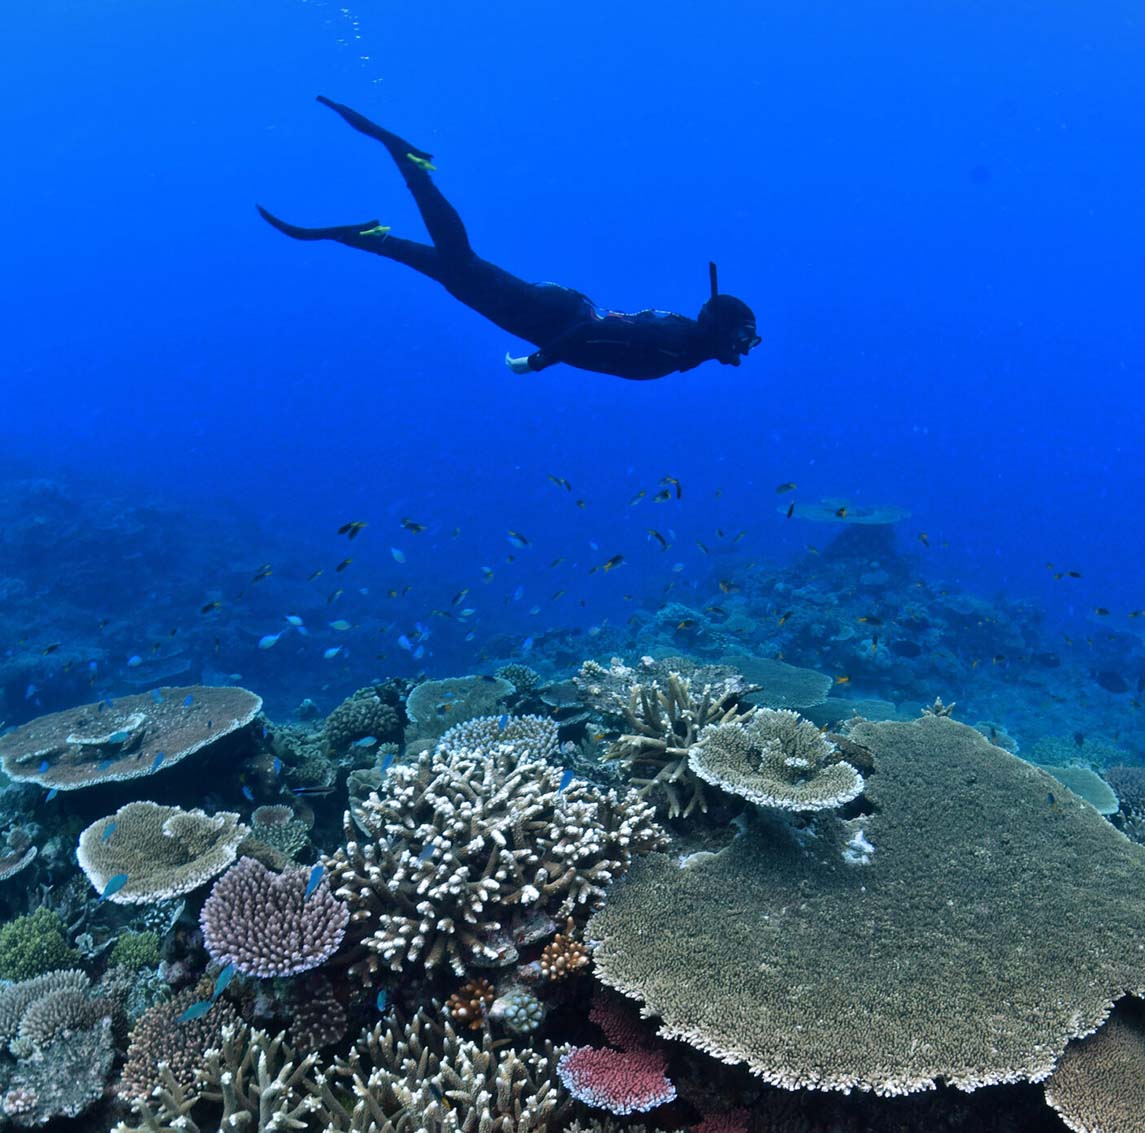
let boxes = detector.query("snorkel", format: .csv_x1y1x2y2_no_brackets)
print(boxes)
700,261,759,366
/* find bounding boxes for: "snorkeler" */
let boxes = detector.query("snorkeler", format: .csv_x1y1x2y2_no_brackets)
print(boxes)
258,97,761,381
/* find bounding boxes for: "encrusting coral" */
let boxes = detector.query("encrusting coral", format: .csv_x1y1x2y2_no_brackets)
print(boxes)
327,714,664,979
200,856,349,977
689,707,865,812
0,685,261,790
589,716,1145,1096
76,801,248,904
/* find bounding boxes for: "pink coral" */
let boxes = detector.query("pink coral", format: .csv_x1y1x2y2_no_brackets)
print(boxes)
589,985,653,1051
556,1045,676,1115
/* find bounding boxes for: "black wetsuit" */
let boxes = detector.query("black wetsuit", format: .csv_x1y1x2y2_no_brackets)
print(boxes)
260,98,755,380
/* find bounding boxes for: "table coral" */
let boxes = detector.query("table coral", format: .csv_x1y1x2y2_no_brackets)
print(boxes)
689,708,865,812
0,685,261,790
589,716,1145,1095
76,802,247,904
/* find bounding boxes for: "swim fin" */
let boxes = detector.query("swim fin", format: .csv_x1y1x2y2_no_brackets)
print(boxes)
257,205,383,242
315,95,436,167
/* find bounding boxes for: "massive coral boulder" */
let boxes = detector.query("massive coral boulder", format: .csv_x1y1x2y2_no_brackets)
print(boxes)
0,685,261,790
588,716,1145,1096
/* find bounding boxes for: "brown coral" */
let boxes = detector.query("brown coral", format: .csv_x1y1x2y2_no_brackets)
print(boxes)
446,978,495,1031
540,919,590,982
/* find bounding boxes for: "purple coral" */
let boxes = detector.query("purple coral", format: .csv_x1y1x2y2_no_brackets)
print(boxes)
200,857,348,977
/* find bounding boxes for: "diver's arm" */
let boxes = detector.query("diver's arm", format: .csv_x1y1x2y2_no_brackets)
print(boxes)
509,321,598,373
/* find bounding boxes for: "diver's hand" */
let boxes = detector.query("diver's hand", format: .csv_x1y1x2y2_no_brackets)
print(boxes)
505,352,532,375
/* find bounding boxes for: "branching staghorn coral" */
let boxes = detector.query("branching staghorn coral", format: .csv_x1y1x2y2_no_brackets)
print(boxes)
115,1010,570,1133
600,670,751,818
326,721,664,980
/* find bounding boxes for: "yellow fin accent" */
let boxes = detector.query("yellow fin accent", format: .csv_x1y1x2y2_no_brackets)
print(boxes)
358,225,392,237
406,153,437,172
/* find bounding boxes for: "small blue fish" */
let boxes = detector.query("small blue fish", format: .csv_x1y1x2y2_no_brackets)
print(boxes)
212,963,236,1000
258,633,283,651
126,655,143,668
353,736,378,748
150,689,164,704
304,863,324,901
242,785,255,802
45,788,58,802
177,1000,214,1024
150,751,166,773
417,843,436,863
183,694,194,707
390,547,406,564
98,757,115,770
101,822,117,843
379,751,395,774
284,614,304,627
24,684,38,701
497,714,509,731
38,758,50,773
100,873,130,902
397,634,413,652
272,757,282,777
376,988,388,1012
261,725,269,739
558,768,575,794
107,730,130,744
323,646,343,660
521,636,534,654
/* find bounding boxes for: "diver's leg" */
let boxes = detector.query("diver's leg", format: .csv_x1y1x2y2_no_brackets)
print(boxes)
316,96,472,260
257,206,444,279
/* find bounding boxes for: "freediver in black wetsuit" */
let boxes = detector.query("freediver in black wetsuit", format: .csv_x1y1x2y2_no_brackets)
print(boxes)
258,97,761,380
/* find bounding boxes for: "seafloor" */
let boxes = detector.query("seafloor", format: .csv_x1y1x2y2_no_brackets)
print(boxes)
0,476,1142,1133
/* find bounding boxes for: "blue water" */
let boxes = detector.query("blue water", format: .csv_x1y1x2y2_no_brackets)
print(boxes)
2,0,1143,714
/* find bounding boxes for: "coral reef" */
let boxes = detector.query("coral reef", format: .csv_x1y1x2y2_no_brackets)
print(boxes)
200,856,349,977
327,724,664,979
589,716,1145,1095
0,685,261,790
76,801,248,904
689,708,865,811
